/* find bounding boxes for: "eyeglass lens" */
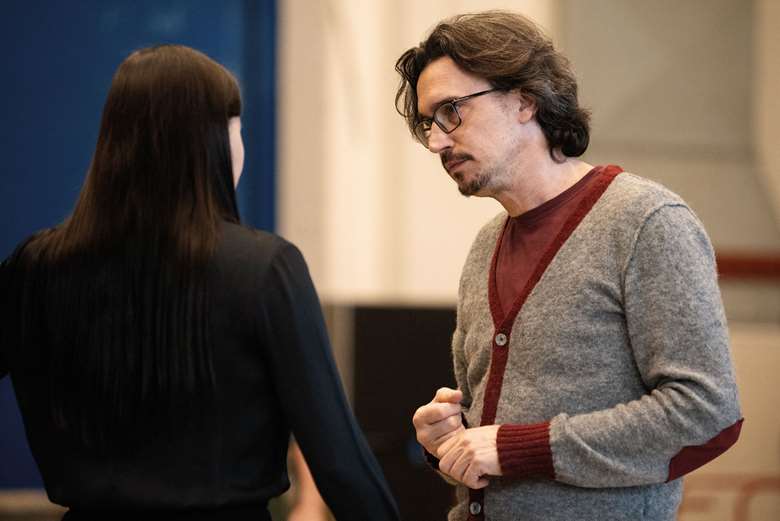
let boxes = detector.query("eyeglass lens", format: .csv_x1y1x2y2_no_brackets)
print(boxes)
435,103,460,131
415,102,462,146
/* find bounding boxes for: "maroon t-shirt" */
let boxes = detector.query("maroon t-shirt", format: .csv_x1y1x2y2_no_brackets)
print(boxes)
494,165,624,316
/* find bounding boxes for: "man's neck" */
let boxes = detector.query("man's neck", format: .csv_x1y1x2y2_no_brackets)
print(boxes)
494,156,594,217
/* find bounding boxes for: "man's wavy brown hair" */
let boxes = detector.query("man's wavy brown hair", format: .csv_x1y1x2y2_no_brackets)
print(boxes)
395,11,590,158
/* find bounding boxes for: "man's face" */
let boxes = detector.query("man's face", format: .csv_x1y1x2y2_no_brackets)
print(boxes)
416,56,526,197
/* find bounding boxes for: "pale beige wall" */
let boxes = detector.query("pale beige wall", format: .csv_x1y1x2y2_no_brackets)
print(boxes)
560,0,779,252
755,0,780,227
280,0,780,305
278,3,780,520
278,0,559,305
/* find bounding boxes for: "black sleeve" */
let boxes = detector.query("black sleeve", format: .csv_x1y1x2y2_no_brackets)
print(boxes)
257,242,400,521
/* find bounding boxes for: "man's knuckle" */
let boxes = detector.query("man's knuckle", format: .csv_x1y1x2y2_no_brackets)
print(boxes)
413,407,429,425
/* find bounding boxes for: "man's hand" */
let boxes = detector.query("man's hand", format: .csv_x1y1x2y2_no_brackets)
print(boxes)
412,387,465,455
436,425,501,489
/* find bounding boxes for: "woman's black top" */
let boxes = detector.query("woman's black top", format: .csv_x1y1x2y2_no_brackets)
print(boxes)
0,222,399,521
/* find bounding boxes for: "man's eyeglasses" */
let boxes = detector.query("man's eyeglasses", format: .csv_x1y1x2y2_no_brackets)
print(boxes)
414,88,500,148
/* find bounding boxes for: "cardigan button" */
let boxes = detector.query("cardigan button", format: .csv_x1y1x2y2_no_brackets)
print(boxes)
495,332,508,346
469,501,482,515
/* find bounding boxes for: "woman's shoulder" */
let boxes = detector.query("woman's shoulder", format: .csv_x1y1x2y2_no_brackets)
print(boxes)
220,221,294,255
217,221,306,273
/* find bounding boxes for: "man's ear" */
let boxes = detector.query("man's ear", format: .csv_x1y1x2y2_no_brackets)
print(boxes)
512,91,536,123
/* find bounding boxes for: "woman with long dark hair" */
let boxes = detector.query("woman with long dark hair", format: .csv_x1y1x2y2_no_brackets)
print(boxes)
0,45,399,521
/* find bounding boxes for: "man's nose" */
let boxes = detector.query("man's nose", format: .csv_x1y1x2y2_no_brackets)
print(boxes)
426,124,453,154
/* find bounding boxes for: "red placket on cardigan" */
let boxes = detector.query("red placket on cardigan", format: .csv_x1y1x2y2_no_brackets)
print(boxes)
466,166,622,521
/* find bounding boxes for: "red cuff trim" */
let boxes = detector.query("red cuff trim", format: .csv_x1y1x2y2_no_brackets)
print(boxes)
497,422,555,479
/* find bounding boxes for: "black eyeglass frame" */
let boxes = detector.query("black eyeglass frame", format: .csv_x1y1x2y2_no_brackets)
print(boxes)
413,88,501,148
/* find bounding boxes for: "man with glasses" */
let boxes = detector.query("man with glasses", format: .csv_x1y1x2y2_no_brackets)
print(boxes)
396,11,742,521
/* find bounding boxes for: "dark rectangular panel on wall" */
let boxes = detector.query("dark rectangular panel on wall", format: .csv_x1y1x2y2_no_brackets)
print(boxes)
353,305,458,521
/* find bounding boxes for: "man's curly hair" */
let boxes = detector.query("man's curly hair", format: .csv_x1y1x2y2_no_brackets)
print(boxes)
395,11,590,158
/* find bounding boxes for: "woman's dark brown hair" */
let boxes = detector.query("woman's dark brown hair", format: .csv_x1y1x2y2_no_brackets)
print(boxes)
16,45,242,449
395,11,590,158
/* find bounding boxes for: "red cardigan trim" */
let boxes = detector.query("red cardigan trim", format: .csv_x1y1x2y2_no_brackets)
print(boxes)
467,166,622,521
481,166,622,426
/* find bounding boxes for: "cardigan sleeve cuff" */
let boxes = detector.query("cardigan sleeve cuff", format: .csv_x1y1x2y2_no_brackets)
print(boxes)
497,422,555,479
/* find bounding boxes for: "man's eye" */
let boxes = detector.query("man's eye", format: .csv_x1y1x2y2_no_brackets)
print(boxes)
439,104,456,117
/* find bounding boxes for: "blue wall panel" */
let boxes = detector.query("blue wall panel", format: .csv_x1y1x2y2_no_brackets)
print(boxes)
0,0,276,488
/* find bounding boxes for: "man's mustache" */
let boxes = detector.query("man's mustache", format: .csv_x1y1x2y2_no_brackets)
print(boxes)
440,151,474,170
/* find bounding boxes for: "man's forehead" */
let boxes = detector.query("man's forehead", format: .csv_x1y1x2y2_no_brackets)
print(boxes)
416,56,490,116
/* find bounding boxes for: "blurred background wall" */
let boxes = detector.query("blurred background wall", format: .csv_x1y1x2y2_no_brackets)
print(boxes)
279,0,780,519
279,0,780,311
2,0,779,520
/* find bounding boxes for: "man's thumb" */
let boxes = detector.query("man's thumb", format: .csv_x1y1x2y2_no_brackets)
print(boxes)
434,387,462,404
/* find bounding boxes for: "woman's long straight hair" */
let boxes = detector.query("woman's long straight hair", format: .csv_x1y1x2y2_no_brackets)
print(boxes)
21,45,242,450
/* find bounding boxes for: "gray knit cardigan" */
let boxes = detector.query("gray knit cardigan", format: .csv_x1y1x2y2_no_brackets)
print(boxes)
448,172,741,521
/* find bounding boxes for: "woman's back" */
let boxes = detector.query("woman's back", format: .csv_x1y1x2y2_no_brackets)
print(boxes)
2,222,398,520
0,43,398,521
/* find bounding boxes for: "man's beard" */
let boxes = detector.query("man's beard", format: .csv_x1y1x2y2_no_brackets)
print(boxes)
441,150,489,196
452,170,490,196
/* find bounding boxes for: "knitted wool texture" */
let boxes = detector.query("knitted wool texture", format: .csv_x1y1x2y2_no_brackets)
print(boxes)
449,173,741,521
